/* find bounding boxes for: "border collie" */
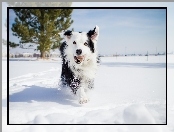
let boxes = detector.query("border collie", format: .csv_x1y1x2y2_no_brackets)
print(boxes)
59,25,99,104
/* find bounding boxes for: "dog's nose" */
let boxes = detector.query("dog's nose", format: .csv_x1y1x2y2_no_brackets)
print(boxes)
76,49,82,55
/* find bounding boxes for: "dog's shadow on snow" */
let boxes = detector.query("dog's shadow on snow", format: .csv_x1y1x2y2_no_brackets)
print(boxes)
9,85,80,107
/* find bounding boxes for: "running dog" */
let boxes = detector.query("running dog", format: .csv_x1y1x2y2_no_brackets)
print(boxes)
59,25,99,104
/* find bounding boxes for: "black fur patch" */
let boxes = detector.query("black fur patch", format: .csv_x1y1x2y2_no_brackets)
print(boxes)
87,27,96,38
87,27,96,53
64,30,72,36
87,38,95,53
59,41,67,57
59,42,80,94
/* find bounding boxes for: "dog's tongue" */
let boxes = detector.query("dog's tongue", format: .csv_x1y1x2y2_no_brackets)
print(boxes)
76,56,84,60
74,55,84,64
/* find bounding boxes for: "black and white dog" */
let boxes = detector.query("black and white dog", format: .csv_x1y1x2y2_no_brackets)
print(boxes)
59,25,99,104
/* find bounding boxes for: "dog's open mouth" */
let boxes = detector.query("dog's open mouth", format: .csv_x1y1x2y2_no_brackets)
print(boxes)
74,55,85,64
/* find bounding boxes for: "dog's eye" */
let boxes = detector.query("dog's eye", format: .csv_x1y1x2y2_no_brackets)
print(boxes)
73,41,76,44
84,42,88,46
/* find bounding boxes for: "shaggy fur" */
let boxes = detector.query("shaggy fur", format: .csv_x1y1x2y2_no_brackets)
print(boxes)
59,25,99,104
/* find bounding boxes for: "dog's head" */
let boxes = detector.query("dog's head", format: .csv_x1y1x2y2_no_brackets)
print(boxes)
60,25,99,65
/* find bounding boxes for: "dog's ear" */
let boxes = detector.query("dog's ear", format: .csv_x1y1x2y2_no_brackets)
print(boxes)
87,25,99,44
59,30,72,42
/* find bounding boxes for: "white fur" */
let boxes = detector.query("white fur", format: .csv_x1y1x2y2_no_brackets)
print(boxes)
61,26,99,104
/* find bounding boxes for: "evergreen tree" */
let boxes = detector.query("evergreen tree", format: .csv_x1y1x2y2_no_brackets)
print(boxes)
4,2,72,47
11,9,73,58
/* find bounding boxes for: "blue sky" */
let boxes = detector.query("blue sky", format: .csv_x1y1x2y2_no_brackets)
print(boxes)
69,9,166,55
2,2,173,55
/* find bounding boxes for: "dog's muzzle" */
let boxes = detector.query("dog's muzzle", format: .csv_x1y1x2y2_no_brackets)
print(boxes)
74,55,85,64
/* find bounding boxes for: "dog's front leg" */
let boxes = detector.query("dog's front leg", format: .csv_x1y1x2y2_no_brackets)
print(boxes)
77,83,89,104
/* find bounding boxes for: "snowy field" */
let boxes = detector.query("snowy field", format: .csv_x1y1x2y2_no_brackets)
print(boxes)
2,55,174,132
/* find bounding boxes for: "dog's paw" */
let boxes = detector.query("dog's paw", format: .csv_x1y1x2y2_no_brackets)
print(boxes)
79,97,89,104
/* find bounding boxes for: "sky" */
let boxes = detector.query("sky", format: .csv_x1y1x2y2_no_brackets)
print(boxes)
2,2,174,55
69,8,166,55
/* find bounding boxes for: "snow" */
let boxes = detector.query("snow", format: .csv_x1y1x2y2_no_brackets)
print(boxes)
2,55,174,132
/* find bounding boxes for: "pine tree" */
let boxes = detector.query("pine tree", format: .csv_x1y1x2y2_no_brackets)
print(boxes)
5,2,72,48
11,9,73,58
